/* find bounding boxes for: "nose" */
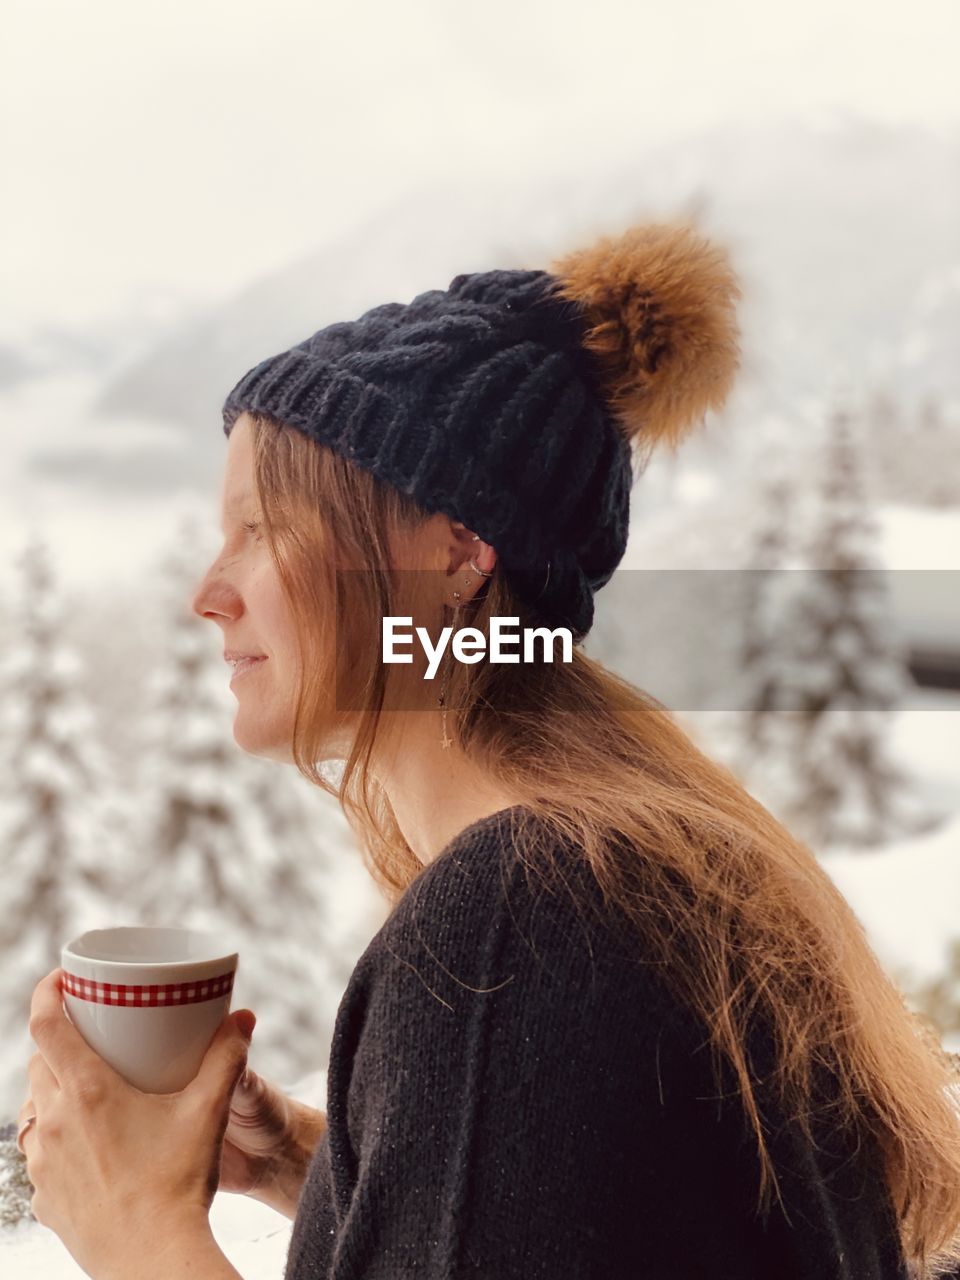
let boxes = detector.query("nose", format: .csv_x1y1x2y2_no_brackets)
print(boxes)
190,554,242,623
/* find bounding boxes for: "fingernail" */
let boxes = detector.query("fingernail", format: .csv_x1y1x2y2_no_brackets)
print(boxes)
236,1010,256,1040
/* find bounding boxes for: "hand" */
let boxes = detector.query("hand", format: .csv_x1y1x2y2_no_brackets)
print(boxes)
221,1067,327,1217
18,967,256,1279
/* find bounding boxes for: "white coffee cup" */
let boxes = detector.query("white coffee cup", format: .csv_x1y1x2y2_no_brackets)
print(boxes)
61,926,240,1094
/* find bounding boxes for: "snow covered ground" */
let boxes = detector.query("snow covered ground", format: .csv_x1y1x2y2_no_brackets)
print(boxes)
820,697,960,1028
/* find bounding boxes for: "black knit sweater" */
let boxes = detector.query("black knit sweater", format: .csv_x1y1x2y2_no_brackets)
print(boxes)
284,805,908,1279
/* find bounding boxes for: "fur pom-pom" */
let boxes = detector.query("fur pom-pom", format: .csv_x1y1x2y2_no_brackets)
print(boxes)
545,219,742,457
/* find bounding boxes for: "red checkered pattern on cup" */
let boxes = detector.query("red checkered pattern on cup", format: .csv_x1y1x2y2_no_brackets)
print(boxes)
62,970,235,1007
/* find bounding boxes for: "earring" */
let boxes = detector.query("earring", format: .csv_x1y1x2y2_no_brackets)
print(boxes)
438,593,462,749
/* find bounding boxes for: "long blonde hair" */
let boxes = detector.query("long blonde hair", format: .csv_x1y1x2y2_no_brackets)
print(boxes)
248,408,960,1277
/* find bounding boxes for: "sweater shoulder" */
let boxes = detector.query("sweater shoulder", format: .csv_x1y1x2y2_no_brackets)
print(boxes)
352,805,692,1041
370,804,603,956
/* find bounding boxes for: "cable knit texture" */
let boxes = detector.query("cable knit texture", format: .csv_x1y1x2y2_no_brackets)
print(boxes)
221,220,744,641
222,269,633,641
283,806,908,1279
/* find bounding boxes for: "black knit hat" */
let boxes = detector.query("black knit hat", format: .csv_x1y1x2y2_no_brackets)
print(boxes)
222,219,742,642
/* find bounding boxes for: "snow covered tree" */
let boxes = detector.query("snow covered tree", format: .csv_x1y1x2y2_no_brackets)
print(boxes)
866,384,907,506
732,467,802,786
870,383,960,509
122,513,276,926
0,536,127,1117
907,394,960,509
237,758,369,1077
756,393,934,848
0,1122,33,1228
127,513,353,1084
907,938,960,1039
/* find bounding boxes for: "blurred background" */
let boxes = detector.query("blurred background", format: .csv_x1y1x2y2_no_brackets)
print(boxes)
1,0,958,1268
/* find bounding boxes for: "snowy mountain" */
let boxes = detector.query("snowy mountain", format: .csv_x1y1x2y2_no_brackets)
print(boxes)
0,119,956,613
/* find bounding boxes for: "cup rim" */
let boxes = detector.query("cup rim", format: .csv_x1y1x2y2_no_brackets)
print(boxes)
62,926,239,970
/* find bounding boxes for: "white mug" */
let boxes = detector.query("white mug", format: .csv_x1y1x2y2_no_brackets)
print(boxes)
61,926,240,1094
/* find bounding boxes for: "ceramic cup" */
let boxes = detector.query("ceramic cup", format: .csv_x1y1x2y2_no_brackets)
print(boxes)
60,926,240,1094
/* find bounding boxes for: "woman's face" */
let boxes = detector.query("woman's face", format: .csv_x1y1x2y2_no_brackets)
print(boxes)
191,413,301,762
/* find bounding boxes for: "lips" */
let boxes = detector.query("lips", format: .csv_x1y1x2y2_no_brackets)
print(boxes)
228,656,267,682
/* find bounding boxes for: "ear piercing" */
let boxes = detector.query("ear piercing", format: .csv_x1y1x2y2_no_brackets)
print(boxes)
439,544,492,746
438,592,463,749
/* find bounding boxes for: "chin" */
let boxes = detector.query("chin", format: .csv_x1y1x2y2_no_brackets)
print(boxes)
231,712,297,764
231,693,352,767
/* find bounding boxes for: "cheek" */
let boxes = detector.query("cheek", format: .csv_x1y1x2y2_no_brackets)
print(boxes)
258,589,300,670
246,562,295,642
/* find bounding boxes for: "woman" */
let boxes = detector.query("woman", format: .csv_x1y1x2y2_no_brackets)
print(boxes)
18,220,960,1279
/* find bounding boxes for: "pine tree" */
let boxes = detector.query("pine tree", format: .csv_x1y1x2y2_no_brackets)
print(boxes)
910,394,960,509
767,393,934,848
733,467,802,789
124,512,274,927
0,1123,33,1228
239,760,371,1080
865,384,906,505
0,536,124,1116
870,384,960,509
907,938,960,1040
128,513,354,1085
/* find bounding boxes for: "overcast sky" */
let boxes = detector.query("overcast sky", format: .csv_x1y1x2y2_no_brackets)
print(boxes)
2,0,958,331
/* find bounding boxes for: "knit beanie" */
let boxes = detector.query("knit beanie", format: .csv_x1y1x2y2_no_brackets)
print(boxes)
221,219,742,642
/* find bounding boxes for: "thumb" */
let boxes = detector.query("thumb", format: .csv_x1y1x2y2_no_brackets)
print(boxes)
192,1009,257,1102
234,1009,257,1040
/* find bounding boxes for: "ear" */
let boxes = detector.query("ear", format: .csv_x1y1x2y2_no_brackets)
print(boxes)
449,521,497,573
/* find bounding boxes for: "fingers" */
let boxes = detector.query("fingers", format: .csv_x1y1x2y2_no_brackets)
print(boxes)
28,969,107,1089
17,1095,36,1135
229,1067,265,1117
28,1051,58,1107
19,1050,71,1158
16,1114,37,1158
16,1094,38,1157
226,1068,287,1135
